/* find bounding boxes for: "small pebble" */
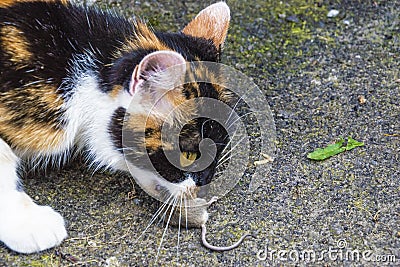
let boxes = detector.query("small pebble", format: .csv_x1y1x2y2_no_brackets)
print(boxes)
106,256,120,267
88,240,97,247
278,13,286,19
286,15,299,23
327,9,340,18
358,95,367,104
133,198,143,206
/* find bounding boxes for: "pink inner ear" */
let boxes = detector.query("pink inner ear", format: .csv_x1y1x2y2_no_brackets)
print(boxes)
128,51,186,96
129,65,142,95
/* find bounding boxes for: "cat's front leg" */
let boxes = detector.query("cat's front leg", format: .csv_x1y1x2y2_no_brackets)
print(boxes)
0,138,67,254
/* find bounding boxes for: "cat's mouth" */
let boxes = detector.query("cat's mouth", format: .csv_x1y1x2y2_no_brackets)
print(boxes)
153,181,211,228
155,177,200,202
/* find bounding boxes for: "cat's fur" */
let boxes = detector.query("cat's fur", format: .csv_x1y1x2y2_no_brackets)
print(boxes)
0,0,231,253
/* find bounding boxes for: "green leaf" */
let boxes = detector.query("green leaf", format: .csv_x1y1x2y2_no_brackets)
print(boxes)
307,137,365,161
307,138,346,160
345,137,364,151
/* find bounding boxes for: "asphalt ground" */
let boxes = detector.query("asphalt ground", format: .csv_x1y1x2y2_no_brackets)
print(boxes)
0,0,399,266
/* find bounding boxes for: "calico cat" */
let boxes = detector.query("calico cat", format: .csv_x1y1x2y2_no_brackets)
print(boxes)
0,0,232,254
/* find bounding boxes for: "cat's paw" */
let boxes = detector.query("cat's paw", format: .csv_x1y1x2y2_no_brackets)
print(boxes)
0,192,67,254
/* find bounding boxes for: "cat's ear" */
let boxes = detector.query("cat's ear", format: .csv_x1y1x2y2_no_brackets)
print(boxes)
129,50,186,96
182,2,230,48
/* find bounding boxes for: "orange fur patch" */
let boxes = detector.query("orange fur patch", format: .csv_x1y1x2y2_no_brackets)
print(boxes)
115,22,170,58
109,85,124,99
0,84,65,153
165,90,197,125
1,25,32,66
0,113,66,153
188,63,232,103
125,113,179,153
0,84,63,113
0,0,68,7
126,114,161,152
182,4,230,48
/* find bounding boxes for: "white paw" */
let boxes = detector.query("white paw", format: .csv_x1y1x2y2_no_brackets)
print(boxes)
0,192,67,254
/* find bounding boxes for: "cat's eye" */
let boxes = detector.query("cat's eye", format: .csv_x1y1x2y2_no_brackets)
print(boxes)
180,152,197,167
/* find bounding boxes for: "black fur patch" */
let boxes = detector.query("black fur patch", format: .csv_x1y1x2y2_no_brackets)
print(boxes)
156,32,219,62
0,1,134,96
108,107,126,152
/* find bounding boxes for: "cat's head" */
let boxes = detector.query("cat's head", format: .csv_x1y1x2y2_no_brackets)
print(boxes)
110,2,233,204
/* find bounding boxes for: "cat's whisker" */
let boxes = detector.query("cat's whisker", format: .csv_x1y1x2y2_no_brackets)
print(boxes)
214,171,225,177
155,196,179,263
176,193,183,263
215,164,224,171
216,153,233,167
157,211,166,226
187,189,196,201
135,194,175,243
216,150,233,167
225,94,246,129
219,128,239,156
219,139,232,157
157,195,177,226
226,111,257,132
216,135,247,167
153,195,174,223
184,196,188,230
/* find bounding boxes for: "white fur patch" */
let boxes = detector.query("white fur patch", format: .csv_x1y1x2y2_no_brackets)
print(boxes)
62,52,130,171
0,138,19,192
127,164,196,200
0,138,67,253
0,191,67,254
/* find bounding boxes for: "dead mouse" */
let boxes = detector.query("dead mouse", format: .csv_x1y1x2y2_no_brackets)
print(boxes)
169,196,256,251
